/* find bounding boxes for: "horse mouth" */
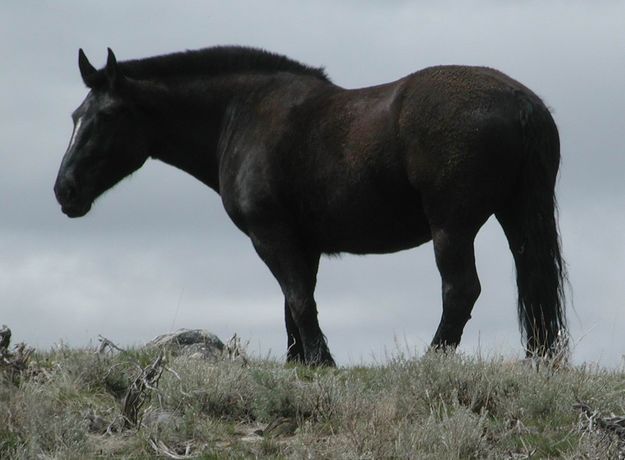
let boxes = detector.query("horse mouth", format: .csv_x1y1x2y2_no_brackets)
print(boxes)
61,202,92,218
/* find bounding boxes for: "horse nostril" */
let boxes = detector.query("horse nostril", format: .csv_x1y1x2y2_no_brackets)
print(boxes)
55,176,79,204
64,184,76,201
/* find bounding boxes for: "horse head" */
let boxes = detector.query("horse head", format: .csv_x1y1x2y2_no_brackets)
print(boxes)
54,49,150,217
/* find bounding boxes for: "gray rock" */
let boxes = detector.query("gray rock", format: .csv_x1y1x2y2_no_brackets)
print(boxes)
147,329,224,360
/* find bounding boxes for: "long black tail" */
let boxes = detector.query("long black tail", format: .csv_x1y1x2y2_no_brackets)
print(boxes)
496,97,567,357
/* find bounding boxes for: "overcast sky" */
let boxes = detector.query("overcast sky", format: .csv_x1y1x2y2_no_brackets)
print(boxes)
1,1,624,367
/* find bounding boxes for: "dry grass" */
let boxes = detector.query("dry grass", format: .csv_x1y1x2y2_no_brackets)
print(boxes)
1,341,625,459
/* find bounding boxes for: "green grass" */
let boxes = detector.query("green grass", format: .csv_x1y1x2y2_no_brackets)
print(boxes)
1,345,624,458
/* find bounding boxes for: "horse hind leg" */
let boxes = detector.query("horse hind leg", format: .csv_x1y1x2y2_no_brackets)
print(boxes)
430,227,482,350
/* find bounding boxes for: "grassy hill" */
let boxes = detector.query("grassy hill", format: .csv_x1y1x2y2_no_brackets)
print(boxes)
1,340,624,459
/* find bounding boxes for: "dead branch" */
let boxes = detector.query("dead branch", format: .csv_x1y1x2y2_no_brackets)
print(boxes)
0,325,11,351
122,352,165,428
574,400,625,438
0,326,34,381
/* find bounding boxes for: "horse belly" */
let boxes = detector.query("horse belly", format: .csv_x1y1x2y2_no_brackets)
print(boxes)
311,190,431,255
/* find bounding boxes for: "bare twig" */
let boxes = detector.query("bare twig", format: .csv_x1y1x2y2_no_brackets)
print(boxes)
11,343,34,371
165,365,182,381
225,333,249,366
148,437,194,459
97,335,127,354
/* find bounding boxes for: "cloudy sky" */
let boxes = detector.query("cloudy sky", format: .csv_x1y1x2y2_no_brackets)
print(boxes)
1,1,624,366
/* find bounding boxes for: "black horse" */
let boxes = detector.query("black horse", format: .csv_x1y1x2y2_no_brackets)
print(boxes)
54,47,566,366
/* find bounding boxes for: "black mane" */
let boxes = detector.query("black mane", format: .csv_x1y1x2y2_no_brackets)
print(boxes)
86,46,330,87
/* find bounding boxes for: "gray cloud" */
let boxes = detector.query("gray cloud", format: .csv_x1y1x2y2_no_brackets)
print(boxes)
1,1,624,366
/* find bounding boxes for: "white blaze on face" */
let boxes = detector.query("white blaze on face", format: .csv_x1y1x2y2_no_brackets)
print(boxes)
68,117,83,151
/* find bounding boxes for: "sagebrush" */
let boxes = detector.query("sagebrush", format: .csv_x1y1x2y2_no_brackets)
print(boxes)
1,344,624,459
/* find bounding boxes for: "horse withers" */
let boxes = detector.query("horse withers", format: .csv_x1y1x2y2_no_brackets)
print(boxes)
54,47,566,366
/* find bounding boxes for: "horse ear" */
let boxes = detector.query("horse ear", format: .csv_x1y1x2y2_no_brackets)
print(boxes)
78,49,97,86
105,48,125,90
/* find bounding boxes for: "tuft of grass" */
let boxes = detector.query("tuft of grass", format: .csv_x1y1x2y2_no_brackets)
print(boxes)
2,344,625,458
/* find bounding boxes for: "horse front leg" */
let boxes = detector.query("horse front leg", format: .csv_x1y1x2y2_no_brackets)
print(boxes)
284,299,305,362
430,227,481,350
250,226,335,366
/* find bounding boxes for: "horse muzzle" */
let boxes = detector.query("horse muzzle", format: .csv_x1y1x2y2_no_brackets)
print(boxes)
60,201,92,218
54,176,92,218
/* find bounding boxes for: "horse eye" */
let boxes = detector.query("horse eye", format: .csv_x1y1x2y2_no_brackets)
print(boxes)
99,110,116,120
100,107,129,121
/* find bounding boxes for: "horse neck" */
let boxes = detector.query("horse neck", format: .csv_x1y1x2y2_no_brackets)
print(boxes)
147,76,258,193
